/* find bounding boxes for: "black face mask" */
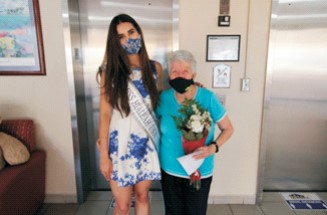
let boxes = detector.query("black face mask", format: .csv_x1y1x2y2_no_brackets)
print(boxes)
169,77,194,94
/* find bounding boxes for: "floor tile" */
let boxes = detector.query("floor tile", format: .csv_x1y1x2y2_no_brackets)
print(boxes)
294,210,327,215
87,191,113,201
317,192,327,202
207,204,233,215
75,201,109,215
150,200,165,215
262,192,285,202
260,202,296,215
150,191,164,201
41,203,79,215
230,204,265,215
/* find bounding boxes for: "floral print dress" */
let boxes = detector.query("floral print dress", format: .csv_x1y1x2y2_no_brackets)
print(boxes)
108,65,161,187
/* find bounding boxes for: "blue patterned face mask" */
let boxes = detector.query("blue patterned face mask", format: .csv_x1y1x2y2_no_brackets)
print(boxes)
122,35,142,54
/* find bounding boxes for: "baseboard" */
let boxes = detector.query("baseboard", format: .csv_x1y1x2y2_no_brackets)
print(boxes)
44,194,77,203
208,195,256,204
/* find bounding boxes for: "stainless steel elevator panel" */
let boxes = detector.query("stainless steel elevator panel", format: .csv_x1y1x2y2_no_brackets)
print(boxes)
262,0,327,190
77,0,176,190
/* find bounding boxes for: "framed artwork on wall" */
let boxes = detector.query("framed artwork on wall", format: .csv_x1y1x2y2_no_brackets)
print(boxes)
0,0,46,75
206,35,240,62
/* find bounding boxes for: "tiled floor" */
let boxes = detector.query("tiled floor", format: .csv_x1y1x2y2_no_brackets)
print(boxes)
37,192,327,215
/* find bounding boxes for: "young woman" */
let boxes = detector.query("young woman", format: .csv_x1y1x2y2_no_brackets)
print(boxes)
97,14,163,215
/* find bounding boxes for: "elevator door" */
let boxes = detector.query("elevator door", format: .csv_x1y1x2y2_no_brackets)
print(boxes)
262,0,327,191
77,0,176,190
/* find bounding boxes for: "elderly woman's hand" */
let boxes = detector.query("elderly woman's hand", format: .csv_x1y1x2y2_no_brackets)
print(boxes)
192,144,216,159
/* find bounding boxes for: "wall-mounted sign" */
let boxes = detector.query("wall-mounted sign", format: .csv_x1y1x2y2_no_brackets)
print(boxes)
219,0,230,14
218,15,231,27
213,64,231,88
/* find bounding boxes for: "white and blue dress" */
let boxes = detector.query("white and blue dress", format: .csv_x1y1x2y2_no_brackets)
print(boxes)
108,62,161,187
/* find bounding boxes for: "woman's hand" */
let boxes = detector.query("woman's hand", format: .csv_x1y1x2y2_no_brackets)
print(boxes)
194,81,205,88
192,145,216,160
100,155,113,181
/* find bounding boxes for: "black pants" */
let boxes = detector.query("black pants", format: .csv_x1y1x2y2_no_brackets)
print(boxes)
161,170,212,215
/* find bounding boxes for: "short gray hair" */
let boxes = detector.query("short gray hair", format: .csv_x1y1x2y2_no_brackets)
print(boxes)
168,50,197,74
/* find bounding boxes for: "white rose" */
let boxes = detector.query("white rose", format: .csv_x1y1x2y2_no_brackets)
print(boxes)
192,104,200,114
190,120,204,133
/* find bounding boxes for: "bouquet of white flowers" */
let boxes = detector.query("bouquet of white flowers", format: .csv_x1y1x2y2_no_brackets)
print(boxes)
173,99,212,190
173,99,212,141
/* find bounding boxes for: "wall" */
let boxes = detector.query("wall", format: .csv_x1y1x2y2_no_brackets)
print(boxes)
0,0,77,202
0,0,272,204
179,0,271,203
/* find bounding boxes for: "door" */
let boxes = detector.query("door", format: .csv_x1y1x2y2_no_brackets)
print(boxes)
262,0,327,191
76,0,177,190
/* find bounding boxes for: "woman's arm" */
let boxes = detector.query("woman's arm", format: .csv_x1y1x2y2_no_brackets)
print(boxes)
98,71,113,181
194,115,234,159
215,115,234,148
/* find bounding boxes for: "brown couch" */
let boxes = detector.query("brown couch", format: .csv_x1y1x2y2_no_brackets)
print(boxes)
0,119,46,215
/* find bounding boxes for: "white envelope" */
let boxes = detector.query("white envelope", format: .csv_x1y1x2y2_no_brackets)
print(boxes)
177,151,204,175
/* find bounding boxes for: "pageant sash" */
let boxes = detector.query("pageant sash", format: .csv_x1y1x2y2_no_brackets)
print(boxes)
128,82,160,152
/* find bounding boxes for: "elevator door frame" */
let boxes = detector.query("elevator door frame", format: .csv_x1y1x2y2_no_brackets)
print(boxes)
257,0,327,202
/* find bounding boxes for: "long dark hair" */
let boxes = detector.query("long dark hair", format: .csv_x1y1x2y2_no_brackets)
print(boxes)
97,14,159,116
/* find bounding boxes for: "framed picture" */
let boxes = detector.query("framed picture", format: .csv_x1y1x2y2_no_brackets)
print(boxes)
206,35,240,62
0,0,46,75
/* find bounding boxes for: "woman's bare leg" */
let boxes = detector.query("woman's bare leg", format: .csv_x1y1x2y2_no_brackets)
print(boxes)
110,180,133,215
134,180,152,215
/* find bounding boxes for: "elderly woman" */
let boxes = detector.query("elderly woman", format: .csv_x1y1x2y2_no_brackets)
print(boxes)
156,50,233,215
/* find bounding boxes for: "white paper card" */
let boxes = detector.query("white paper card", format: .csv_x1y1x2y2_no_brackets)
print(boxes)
177,151,204,175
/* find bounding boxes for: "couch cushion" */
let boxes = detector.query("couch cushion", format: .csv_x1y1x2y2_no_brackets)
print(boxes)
0,147,5,170
0,120,35,152
0,132,30,165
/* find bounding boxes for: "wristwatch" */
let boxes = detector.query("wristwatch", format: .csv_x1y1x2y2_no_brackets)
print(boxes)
210,141,219,153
